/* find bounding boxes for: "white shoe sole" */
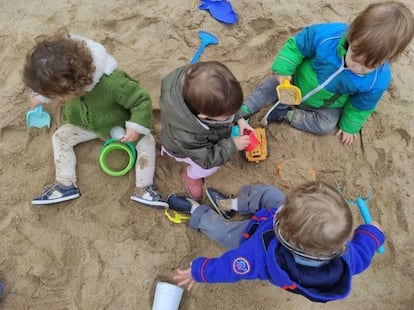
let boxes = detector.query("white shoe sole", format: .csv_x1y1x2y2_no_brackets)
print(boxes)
31,193,80,205
131,196,169,209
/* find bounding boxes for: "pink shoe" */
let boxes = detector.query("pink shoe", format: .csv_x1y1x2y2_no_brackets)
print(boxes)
181,169,203,200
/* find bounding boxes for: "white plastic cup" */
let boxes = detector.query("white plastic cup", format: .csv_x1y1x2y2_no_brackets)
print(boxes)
152,282,184,310
110,126,126,140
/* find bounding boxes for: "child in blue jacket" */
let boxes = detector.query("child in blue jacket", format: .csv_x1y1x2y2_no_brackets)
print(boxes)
240,1,413,145
168,181,385,302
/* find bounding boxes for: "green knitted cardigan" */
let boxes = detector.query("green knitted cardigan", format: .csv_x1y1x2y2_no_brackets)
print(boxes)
63,70,154,140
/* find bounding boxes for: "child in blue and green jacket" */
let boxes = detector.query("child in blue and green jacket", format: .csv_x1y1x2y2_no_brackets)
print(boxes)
241,1,413,145
169,181,385,303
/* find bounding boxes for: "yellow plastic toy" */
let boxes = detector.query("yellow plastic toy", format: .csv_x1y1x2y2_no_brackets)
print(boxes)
276,78,302,105
164,208,190,224
245,128,268,163
261,78,302,126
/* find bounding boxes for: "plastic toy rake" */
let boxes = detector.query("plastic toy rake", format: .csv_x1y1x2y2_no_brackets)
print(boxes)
190,30,218,64
336,182,384,254
164,208,190,224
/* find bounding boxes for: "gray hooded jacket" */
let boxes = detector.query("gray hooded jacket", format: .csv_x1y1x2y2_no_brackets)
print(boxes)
159,65,240,169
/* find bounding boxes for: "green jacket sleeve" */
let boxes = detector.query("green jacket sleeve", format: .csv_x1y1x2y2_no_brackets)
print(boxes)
117,73,154,131
271,37,304,75
339,104,374,134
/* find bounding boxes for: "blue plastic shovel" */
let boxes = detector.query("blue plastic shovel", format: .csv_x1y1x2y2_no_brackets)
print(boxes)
190,30,219,64
336,182,384,254
26,105,51,129
353,195,385,254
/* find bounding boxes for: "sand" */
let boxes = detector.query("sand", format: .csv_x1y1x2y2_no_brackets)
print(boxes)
0,0,413,309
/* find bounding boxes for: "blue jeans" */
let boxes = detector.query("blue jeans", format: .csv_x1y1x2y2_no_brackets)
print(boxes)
244,76,342,135
189,185,285,249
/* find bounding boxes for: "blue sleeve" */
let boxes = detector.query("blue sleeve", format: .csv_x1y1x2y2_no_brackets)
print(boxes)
344,224,385,275
293,24,321,58
273,23,344,75
191,234,269,283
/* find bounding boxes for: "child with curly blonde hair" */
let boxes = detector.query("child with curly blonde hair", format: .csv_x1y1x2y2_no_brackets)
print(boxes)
168,181,384,302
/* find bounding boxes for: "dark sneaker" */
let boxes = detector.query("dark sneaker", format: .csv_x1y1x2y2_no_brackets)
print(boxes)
167,194,199,214
261,103,291,126
205,188,235,219
32,182,80,205
131,185,169,208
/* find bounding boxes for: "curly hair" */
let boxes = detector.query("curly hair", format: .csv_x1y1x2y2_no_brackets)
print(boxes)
23,29,95,98
275,181,353,258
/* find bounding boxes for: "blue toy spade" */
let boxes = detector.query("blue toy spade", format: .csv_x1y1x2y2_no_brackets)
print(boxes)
336,182,384,254
351,195,385,254
26,105,51,129
190,30,219,64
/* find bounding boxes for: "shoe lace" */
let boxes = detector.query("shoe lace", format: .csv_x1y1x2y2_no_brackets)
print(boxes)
145,185,162,200
42,182,61,195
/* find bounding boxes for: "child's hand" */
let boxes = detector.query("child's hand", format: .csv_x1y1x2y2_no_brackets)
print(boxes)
121,128,139,143
275,74,292,85
237,118,254,133
233,135,251,151
173,268,195,291
336,129,358,146
29,96,43,109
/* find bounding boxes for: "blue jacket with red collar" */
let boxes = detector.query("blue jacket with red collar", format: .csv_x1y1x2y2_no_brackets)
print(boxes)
191,208,385,302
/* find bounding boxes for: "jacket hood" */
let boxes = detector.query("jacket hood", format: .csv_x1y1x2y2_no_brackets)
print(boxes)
161,65,212,131
32,35,118,104
274,243,352,302
70,34,118,91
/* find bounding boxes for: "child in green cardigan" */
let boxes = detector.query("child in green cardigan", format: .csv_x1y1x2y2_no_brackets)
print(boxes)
23,30,168,208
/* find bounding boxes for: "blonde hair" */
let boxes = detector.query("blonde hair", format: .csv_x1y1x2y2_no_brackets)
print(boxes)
23,29,95,98
275,181,353,258
348,1,414,67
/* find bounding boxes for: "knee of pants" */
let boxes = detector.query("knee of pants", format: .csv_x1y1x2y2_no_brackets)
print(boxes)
52,126,76,147
52,128,63,144
315,123,337,135
291,118,338,136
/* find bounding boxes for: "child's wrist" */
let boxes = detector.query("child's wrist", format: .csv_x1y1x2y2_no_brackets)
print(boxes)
30,89,38,97
241,104,251,114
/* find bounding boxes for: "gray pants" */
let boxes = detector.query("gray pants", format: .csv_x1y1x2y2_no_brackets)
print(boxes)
244,76,342,135
189,185,285,249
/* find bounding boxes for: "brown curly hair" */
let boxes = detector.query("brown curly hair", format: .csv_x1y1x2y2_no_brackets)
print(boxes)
23,29,95,98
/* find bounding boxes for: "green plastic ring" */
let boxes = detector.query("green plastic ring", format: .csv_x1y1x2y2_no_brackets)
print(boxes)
99,138,137,176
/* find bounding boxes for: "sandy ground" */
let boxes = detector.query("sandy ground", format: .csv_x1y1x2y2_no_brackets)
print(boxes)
0,0,413,309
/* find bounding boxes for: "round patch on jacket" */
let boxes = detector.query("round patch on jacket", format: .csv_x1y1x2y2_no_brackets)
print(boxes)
233,257,250,274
